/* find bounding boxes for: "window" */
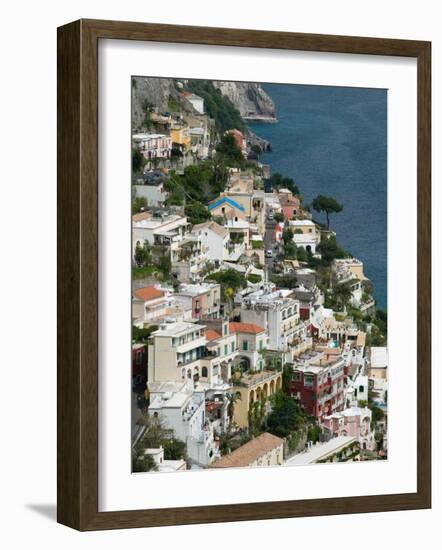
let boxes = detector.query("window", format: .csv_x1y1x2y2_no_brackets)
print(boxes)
231,342,235,353
224,345,228,356
359,385,364,393
304,375,314,387
259,340,263,351
242,341,248,351
202,366,208,377
224,325,228,336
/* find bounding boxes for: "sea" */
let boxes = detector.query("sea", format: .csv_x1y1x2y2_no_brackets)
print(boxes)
248,83,387,311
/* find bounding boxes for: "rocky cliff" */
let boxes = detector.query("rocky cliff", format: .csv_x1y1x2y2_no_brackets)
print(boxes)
213,81,277,121
131,77,277,130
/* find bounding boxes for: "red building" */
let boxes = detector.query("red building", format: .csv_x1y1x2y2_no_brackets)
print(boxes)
132,343,148,385
291,352,345,421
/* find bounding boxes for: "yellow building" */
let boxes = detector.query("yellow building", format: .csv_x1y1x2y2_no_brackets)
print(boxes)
170,126,191,151
232,370,282,429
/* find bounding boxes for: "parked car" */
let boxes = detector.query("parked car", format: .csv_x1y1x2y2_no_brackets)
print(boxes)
265,249,273,258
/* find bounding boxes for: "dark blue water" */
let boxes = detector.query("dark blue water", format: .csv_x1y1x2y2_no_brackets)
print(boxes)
249,83,387,310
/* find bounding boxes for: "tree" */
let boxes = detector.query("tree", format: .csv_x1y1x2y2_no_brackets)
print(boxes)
132,445,158,473
132,147,145,174
281,363,294,395
296,247,307,262
282,227,294,245
162,438,187,460
215,133,244,167
269,173,300,196
226,392,241,428
134,241,151,268
333,281,353,310
132,195,148,214
185,201,211,225
312,195,343,228
369,405,385,429
317,235,348,265
206,268,246,299
267,391,304,437
248,399,266,436
273,212,284,223
250,144,262,158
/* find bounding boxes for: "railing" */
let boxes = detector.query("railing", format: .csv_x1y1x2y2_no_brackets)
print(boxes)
237,370,280,388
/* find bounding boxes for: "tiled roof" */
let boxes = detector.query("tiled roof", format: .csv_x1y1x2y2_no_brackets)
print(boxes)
133,286,164,302
192,221,228,238
205,329,221,342
208,196,245,212
229,322,265,335
132,211,150,222
210,433,284,468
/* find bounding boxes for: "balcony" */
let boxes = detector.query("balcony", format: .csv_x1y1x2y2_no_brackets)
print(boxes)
176,336,206,353
237,369,281,388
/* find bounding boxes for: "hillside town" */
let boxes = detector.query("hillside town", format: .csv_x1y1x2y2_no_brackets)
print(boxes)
131,78,388,473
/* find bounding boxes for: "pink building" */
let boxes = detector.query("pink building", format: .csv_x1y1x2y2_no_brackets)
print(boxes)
321,406,375,451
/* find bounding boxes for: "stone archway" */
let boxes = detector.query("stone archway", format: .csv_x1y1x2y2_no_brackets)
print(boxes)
262,383,269,399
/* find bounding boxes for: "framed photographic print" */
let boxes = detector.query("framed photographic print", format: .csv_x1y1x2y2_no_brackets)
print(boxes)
57,19,431,530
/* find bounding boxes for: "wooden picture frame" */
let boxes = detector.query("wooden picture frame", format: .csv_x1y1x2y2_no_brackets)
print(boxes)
57,19,431,531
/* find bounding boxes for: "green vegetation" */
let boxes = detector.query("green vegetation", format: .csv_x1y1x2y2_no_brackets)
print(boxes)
132,416,188,472
132,195,148,214
247,273,262,284
133,241,172,282
250,144,262,159
273,212,284,223
165,162,228,207
186,80,245,132
167,94,181,112
215,133,245,167
251,240,263,249
317,235,349,266
184,201,211,225
269,173,300,196
134,241,152,268
312,195,343,229
368,404,385,429
132,324,158,343
206,268,246,313
270,274,298,289
267,391,305,438
307,425,322,444
132,147,145,174
132,445,158,473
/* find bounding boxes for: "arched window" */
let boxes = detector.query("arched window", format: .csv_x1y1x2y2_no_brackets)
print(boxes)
202,366,208,378
187,369,192,379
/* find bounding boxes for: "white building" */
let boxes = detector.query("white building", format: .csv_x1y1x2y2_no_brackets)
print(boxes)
288,219,321,254
181,92,205,114
174,282,221,320
133,179,168,207
191,221,229,263
132,211,188,255
240,285,311,362
148,380,219,466
132,133,172,160
143,446,187,473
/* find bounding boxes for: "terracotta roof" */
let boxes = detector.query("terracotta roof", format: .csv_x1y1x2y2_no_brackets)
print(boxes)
205,329,221,342
133,286,164,302
132,211,150,222
192,221,228,238
210,433,284,468
229,322,265,335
